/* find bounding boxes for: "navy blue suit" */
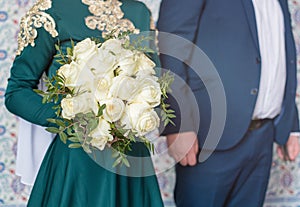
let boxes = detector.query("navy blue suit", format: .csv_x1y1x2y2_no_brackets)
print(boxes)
157,0,299,206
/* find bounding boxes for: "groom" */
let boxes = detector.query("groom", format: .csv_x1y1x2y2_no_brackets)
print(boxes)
157,0,300,206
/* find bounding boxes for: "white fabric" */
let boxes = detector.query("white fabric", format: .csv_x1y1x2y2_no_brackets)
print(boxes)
16,118,55,185
252,0,287,119
16,78,55,185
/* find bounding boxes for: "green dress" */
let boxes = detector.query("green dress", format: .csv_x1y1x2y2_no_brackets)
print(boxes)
5,0,163,206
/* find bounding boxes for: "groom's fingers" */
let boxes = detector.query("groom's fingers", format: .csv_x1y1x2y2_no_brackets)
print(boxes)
287,135,300,161
186,139,198,166
180,157,188,166
167,131,199,164
186,150,197,166
193,137,199,154
276,146,284,160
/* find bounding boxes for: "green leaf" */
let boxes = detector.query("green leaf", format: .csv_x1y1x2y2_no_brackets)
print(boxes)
56,108,62,116
68,143,82,148
168,119,175,126
46,127,60,134
59,132,68,144
167,114,176,118
112,150,120,158
87,119,98,132
68,136,80,142
82,144,92,153
122,157,130,167
66,47,72,57
57,75,65,83
54,95,59,103
33,89,45,95
47,118,57,124
66,127,73,135
112,156,123,168
164,119,170,127
97,104,106,117
161,113,167,120
71,39,75,49
55,44,60,51
128,134,136,142
56,119,66,127
166,109,175,113
85,112,95,119
81,120,88,125
42,96,48,104
164,104,170,108
76,113,84,119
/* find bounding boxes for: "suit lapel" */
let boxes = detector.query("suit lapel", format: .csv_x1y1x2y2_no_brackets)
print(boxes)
242,0,260,52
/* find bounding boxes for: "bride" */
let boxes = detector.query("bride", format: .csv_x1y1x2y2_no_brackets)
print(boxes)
5,0,163,206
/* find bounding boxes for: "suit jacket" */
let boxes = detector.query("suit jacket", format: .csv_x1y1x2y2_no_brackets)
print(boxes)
157,0,299,150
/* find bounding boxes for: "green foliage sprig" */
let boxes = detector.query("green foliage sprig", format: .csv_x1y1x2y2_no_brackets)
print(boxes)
54,39,75,65
159,71,176,127
122,35,155,54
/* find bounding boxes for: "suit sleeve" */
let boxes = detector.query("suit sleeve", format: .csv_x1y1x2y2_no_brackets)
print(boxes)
291,103,300,132
157,0,206,135
5,24,58,127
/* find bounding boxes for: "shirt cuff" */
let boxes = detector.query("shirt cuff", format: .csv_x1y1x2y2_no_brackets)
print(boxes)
290,132,300,138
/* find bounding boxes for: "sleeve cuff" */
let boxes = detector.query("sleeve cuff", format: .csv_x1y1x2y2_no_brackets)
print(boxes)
290,132,300,137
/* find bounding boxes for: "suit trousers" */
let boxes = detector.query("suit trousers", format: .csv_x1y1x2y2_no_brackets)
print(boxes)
174,120,274,207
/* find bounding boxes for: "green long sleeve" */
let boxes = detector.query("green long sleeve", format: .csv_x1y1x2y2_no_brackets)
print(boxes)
5,25,58,127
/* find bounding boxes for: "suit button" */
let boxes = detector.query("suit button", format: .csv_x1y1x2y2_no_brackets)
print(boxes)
290,59,295,64
256,57,261,64
251,88,258,95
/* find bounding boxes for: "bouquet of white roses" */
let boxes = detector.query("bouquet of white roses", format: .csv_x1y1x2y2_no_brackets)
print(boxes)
35,34,174,167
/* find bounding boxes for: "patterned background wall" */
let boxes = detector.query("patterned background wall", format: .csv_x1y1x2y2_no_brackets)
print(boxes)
1,1,300,207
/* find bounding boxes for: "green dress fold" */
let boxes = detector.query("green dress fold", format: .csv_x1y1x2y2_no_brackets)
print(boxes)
5,0,164,206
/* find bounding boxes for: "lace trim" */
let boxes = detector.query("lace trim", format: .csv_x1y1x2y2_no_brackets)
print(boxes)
16,0,58,55
82,0,140,37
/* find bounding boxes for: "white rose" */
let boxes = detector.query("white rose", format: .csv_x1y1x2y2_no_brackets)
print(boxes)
86,48,117,75
57,62,81,89
121,102,160,136
135,53,156,77
101,39,124,55
61,93,98,119
117,52,156,77
130,76,161,107
89,118,114,151
73,38,98,64
100,98,125,122
93,73,114,101
109,75,137,100
116,50,137,76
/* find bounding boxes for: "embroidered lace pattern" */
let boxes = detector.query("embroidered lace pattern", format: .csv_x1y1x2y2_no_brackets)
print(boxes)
82,0,140,37
16,0,58,55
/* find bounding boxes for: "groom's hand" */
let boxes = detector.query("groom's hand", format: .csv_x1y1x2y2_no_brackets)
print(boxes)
277,134,300,161
166,131,199,166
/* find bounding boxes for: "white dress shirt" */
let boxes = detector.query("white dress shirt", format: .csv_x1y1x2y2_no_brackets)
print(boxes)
252,0,286,119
